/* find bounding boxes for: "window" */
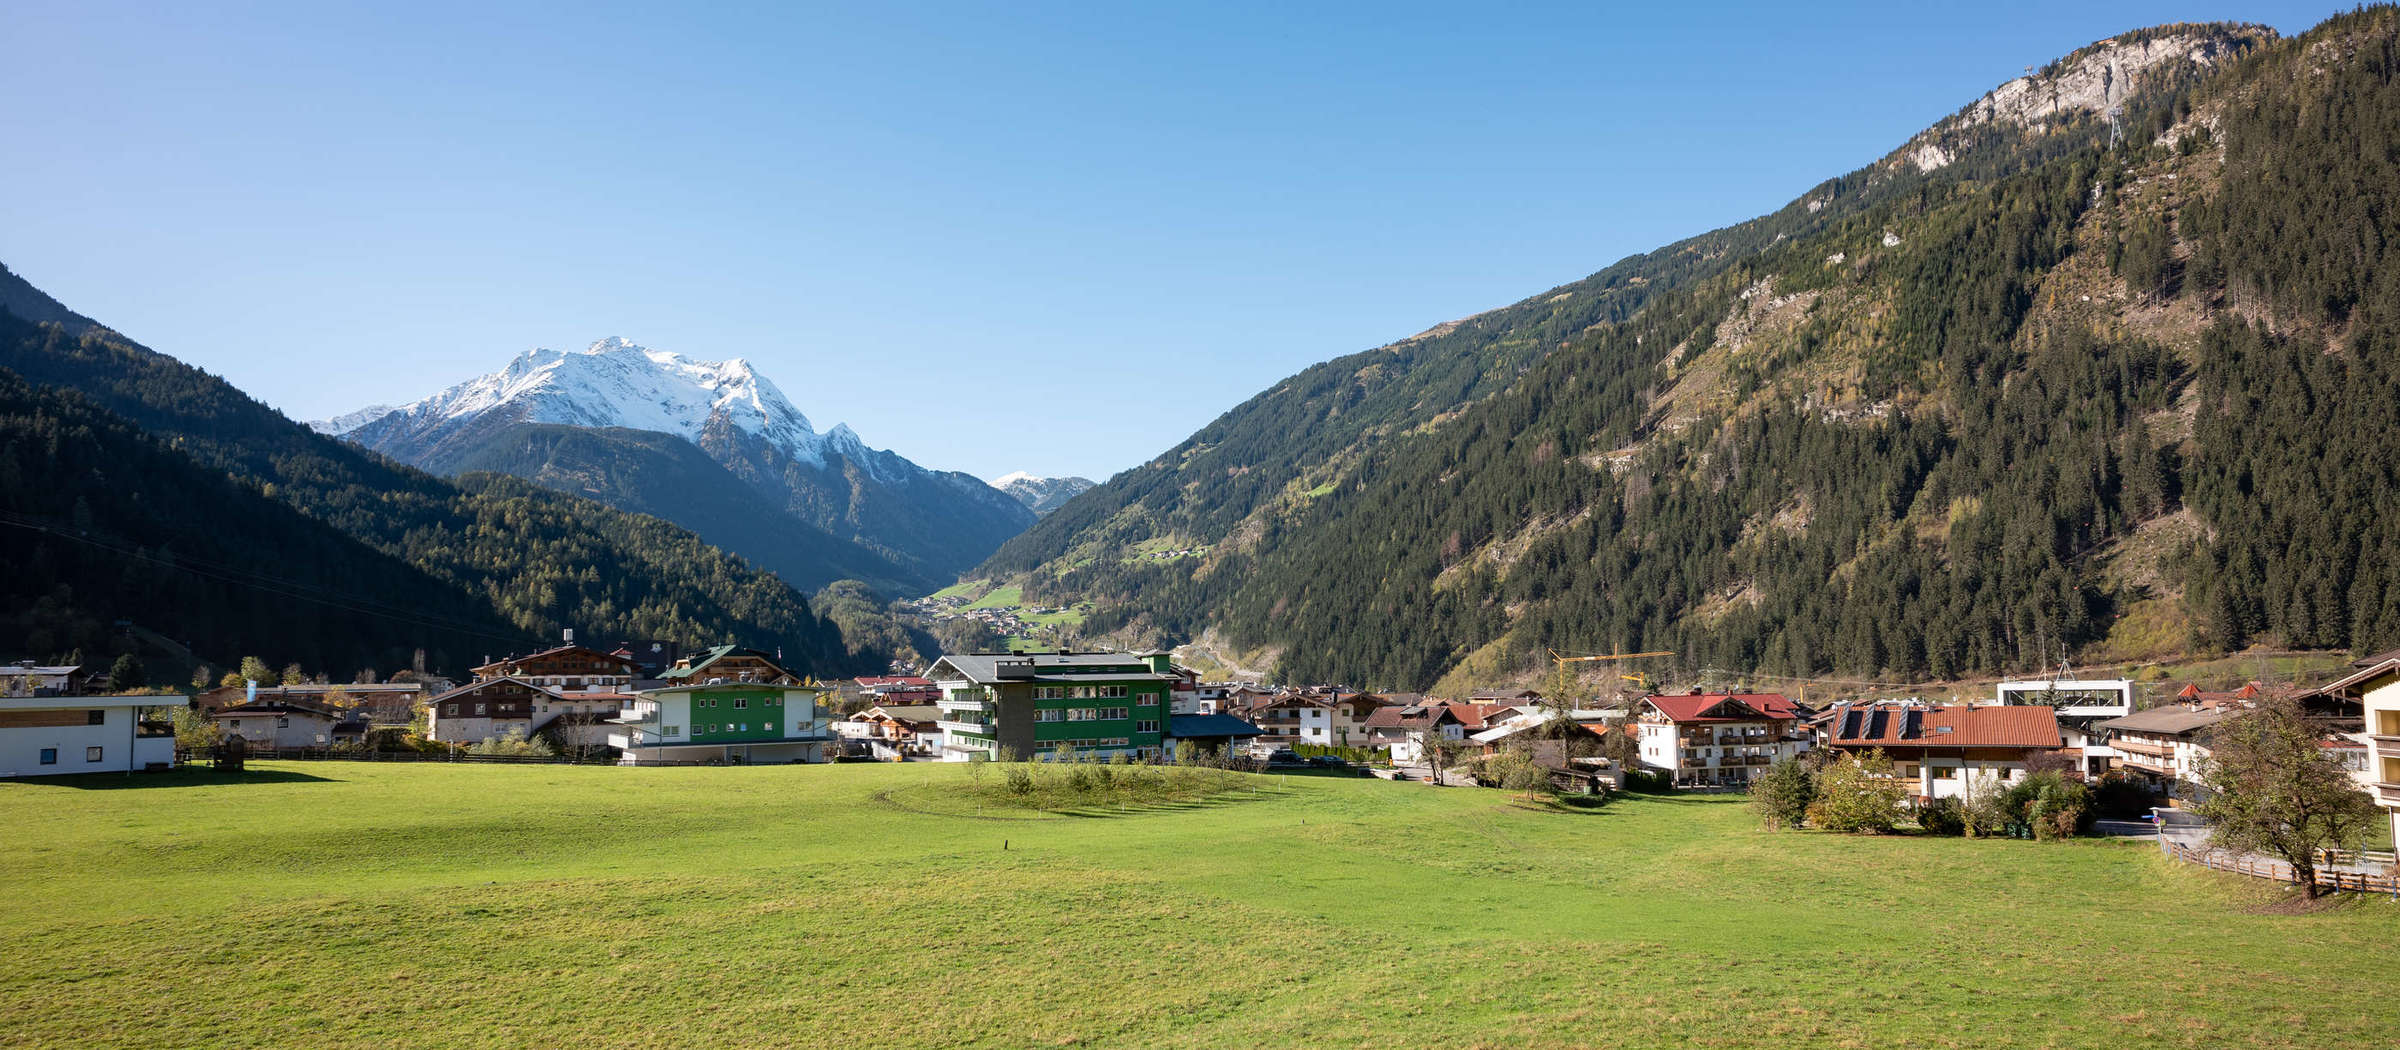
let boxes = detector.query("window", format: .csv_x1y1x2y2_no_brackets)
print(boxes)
1071,686,1095,699
1931,766,1957,780
446,704,459,716
277,716,291,728
86,746,102,762
1136,693,1159,707
1099,685,1129,699
38,748,56,765
1100,707,1127,720
475,703,487,715
1037,709,1065,723
1137,720,1159,734
734,698,749,709
86,709,105,725
701,698,716,708
664,726,680,737
1033,686,1065,700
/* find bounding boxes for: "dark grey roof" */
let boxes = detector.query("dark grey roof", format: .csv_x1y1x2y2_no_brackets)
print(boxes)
2098,706,2239,736
928,652,1168,683
1168,713,1263,738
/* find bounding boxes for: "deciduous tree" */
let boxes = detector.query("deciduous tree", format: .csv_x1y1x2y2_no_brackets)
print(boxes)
2194,697,2382,897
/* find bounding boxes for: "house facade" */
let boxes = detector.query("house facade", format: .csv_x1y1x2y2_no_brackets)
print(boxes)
838,703,944,759
424,677,549,743
2095,704,2239,799
210,700,339,749
1635,693,1808,787
1820,702,2063,801
472,644,641,692
607,681,831,764
1362,703,1467,764
927,651,1178,761
2311,650,2400,849
0,694,179,777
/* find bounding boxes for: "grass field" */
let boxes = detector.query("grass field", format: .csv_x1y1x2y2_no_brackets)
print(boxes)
4,763,2397,1049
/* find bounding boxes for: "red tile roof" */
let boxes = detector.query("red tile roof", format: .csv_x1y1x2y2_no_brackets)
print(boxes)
1824,704,2062,750
1643,693,1801,723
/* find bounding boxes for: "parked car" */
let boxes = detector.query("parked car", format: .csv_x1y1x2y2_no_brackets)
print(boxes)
1307,755,1349,769
1265,748,1302,765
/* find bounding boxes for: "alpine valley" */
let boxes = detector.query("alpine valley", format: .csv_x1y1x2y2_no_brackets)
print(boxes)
325,340,1034,595
970,14,2400,693
0,264,864,680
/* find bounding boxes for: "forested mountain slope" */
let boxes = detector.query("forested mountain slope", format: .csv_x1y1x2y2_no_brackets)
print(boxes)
442,422,919,594
0,286,867,678
977,15,2400,691
0,366,529,677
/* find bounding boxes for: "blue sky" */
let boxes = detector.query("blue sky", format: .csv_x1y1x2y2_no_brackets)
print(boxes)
0,1,2350,481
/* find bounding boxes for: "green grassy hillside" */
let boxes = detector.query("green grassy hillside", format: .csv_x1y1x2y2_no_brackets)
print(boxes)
2,762,2392,1049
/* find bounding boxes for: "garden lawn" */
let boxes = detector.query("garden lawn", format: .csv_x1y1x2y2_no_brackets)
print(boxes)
2,762,2395,1049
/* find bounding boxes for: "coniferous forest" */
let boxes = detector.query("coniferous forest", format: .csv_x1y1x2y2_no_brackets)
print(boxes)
0,300,866,681
980,14,2400,690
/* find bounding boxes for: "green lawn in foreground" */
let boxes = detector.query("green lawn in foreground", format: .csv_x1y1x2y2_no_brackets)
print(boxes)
3,763,2396,1049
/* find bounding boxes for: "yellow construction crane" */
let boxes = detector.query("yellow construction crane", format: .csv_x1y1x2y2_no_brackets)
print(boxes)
1545,650,1674,694
1547,649,1675,668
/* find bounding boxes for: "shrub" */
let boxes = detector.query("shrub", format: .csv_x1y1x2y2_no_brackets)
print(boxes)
1004,765,1034,796
1915,797,1966,836
1623,769,1674,794
1806,751,1908,834
2003,771,2092,841
1749,757,1816,830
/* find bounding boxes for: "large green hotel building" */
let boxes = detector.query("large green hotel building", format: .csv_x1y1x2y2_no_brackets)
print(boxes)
927,651,1179,761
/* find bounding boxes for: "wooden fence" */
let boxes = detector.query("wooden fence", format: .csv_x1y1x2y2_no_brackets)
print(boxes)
178,747,619,766
2159,839,2400,897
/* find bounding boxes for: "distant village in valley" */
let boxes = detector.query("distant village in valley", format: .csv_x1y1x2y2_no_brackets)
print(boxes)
9,630,2399,894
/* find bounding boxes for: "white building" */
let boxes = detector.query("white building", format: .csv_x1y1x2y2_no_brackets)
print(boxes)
1821,702,2064,801
0,694,180,777
606,682,830,765
2094,704,2238,799
211,701,338,749
1634,693,1808,788
2311,650,2400,849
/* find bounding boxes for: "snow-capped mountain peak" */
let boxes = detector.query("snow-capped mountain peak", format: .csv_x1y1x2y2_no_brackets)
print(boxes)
309,404,398,436
354,337,829,464
991,472,1097,515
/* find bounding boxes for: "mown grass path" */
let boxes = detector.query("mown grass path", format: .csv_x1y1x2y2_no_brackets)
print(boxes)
2,762,2393,1048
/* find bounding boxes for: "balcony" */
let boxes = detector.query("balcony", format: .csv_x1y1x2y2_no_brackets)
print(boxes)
2373,735,2400,761
938,719,995,737
2114,738,2175,760
2376,782,2400,807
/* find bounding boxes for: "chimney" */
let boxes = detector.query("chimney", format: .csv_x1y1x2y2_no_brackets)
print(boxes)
564,628,575,644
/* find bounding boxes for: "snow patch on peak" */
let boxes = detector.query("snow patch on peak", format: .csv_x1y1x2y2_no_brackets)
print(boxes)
991,470,1041,487
365,338,831,465
309,404,397,436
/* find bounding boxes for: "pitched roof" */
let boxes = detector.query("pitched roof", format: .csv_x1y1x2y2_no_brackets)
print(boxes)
861,703,942,723
1643,693,1801,723
660,645,795,682
1824,704,2062,749
211,700,336,718
2099,706,2241,737
427,676,556,704
925,652,1174,684
473,644,641,674
1362,704,1464,730
855,676,934,689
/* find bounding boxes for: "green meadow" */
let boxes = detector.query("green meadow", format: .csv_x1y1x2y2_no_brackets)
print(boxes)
2,762,2395,1049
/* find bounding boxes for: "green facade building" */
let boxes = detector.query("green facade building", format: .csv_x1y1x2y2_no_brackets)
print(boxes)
604,646,830,764
926,651,1178,761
